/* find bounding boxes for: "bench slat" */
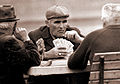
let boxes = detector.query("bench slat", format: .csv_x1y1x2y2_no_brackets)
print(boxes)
90,70,120,80
91,61,120,71
89,79,120,84
93,54,120,62
90,52,120,84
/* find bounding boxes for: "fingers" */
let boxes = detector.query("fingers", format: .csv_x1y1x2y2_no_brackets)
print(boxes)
57,48,68,57
58,52,68,56
15,27,27,33
14,27,30,41
65,31,76,40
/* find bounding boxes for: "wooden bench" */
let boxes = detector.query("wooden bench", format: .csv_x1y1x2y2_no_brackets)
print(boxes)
89,51,120,84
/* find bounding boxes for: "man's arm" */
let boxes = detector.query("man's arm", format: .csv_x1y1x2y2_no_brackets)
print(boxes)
3,36,41,73
67,34,91,70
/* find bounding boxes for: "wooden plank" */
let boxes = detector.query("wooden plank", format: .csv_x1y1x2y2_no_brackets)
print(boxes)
91,61,120,71
89,79,120,84
90,70,120,80
93,52,120,62
28,65,91,76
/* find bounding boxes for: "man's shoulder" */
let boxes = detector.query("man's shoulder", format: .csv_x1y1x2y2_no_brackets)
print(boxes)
84,28,105,41
29,26,47,37
0,35,15,42
87,28,105,36
29,25,47,33
29,25,50,42
0,35,21,46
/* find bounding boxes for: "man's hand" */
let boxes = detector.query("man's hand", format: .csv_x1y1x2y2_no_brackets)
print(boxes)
14,27,30,41
65,30,84,43
45,47,71,59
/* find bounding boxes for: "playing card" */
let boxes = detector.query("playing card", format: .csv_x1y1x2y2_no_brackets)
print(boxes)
53,38,74,52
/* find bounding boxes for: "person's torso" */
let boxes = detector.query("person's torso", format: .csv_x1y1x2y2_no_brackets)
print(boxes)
89,25,120,60
0,35,25,84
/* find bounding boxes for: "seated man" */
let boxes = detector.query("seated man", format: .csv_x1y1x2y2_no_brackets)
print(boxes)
29,5,84,60
28,5,89,84
68,3,120,84
0,4,40,84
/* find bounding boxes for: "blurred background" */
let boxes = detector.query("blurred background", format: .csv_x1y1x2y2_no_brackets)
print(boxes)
1,0,120,35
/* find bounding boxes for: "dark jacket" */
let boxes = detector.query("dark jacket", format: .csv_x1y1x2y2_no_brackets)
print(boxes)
68,25,120,70
0,34,41,84
28,25,83,51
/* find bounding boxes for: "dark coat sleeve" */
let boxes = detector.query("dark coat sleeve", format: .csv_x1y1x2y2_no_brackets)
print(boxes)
67,36,90,70
67,31,97,70
3,36,41,73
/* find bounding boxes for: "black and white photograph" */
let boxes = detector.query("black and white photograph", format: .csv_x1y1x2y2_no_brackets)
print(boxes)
0,0,120,84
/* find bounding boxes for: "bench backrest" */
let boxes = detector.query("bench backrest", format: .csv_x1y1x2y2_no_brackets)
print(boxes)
89,52,120,84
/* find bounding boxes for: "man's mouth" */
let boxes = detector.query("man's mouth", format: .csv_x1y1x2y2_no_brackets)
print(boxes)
58,30,64,33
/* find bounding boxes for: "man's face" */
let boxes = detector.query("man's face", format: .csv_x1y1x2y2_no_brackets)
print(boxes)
0,22,15,35
46,18,68,38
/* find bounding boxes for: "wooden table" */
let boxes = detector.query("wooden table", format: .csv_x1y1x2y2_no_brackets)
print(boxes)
28,59,90,76
27,58,90,84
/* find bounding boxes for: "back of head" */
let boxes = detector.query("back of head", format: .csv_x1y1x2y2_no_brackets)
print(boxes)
0,4,19,22
101,3,120,24
46,5,69,20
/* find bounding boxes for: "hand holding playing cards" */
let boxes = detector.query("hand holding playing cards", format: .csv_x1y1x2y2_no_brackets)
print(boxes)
52,38,74,58
45,47,68,59
44,38,74,59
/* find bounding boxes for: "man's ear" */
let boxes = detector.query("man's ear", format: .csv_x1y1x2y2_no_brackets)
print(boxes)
45,20,49,27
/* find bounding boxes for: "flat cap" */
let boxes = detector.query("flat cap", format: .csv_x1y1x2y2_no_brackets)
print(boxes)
46,5,69,20
101,3,120,22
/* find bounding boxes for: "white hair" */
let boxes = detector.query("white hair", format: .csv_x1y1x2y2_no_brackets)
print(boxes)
101,3,120,22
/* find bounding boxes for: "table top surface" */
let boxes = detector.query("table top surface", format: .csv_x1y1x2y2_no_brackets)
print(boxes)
28,58,90,76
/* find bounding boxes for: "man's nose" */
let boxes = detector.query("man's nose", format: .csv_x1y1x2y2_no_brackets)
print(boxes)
59,23,64,29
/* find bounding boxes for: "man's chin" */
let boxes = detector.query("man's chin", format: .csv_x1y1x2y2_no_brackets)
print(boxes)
54,35,65,38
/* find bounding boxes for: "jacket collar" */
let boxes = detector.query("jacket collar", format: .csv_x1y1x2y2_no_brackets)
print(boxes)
40,26,52,39
40,26,54,48
106,25,120,29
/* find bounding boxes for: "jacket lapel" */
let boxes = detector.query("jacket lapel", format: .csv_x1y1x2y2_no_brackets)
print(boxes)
41,26,54,48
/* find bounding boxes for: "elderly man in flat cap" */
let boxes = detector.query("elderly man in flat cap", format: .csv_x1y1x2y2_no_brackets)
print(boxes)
0,4,41,84
68,3,120,84
29,5,84,60
28,5,86,84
